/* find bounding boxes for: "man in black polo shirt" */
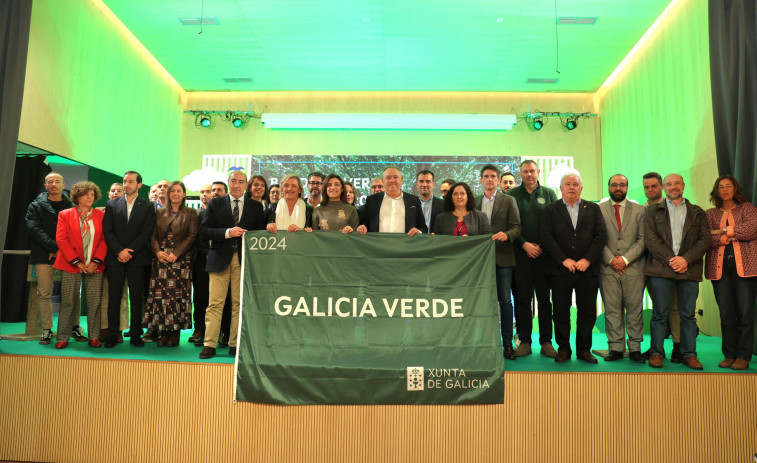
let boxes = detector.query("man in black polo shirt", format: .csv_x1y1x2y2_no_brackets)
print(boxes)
507,160,558,358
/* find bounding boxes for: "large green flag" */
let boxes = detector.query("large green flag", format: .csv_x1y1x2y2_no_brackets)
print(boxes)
235,231,504,405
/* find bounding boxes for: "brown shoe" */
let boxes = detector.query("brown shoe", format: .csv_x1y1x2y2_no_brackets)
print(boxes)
503,345,516,360
718,358,735,368
731,359,749,370
577,351,598,364
555,351,571,363
166,331,180,347
682,356,703,370
514,343,532,357
199,346,216,359
540,343,558,359
648,354,663,368
157,331,169,347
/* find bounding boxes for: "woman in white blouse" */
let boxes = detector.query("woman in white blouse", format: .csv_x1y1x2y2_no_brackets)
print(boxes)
266,174,313,233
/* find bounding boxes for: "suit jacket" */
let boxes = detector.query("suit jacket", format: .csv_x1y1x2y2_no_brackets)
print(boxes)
476,192,522,267
54,207,107,274
541,199,607,276
103,195,156,266
195,207,210,256
599,200,646,276
359,192,428,234
150,207,199,259
433,210,492,236
201,195,266,273
644,199,709,281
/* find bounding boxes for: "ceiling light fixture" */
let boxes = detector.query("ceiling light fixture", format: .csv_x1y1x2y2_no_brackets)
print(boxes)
521,111,596,132
185,109,257,129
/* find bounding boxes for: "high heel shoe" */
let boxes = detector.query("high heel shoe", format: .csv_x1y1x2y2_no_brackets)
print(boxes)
88,339,101,348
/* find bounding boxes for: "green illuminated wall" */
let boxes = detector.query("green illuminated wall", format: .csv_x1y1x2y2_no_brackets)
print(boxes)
598,0,719,335
18,0,183,185
598,0,715,206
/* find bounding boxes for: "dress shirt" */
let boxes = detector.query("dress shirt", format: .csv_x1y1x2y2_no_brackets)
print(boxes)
481,190,497,222
419,196,433,231
379,192,405,233
563,199,582,229
224,194,245,239
667,198,687,255
126,195,137,221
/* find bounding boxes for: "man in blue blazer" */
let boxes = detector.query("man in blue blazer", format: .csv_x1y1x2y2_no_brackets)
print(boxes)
415,170,444,233
199,170,266,359
102,171,156,347
357,167,427,235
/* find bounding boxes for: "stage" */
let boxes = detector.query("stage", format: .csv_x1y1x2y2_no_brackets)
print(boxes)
1,320,756,462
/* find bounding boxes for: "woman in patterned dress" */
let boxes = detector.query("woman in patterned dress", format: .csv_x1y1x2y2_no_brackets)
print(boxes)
144,181,198,347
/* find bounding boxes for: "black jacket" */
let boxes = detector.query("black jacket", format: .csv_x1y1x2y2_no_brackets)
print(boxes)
25,192,73,264
541,200,607,276
359,192,428,234
103,195,157,267
201,196,267,273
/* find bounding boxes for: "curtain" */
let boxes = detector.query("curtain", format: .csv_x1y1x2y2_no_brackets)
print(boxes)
709,0,757,200
0,0,33,326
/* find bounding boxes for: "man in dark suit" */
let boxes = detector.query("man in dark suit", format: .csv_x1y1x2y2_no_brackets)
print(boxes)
476,164,522,360
357,166,427,235
199,170,266,359
102,171,156,347
415,170,444,233
541,169,607,363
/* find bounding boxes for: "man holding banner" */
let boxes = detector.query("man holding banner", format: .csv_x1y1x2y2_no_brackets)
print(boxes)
357,167,427,235
199,170,266,359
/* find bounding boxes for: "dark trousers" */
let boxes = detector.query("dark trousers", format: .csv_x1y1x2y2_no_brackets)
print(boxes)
712,254,757,360
107,263,147,338
549,271,598,354
220,287,232,337
514,248,553,345
192,254,209,332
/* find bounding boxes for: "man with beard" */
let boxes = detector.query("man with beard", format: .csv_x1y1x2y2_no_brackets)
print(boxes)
306,172,324,208
499,172,517,193
598,175,647,363
439,179,455,198
644,174,709,370
415,170,443,233
642,172,682,362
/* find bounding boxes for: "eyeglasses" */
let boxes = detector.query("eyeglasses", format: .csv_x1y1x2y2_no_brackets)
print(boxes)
610,183,627,188
308,181,322,186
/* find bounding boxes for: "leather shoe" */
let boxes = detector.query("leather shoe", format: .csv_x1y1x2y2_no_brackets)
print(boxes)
199,347,216,359
577,351,598,364
670,342,682,363
104,338,118,348
88,339,101,348
188,330,203,343
157,332,169,347
640,348,651,360
130,337,145,347
55,341,68,349
604,350,624,362
166,331,180,347
682,356,703,370
229,346,237,356
718,358,735,368
648,354,663,368
503,345,516,360
629,351,645,363
541,343,558,358
514,343,532,357
731,359,749,370
555,351,571,363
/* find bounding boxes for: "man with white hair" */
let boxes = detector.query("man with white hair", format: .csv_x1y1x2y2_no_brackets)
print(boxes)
541,169,607,363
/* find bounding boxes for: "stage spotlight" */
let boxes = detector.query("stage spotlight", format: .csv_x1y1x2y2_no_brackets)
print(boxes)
232,116,244,128
565,116,578,130
195,113,212,128
532,117,544,131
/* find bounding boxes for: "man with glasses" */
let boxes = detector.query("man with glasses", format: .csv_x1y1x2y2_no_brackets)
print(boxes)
306,172,325,208
599,175,647,363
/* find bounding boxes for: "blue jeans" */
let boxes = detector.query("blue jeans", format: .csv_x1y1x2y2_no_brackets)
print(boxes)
496,266,514,346
647,277,699,359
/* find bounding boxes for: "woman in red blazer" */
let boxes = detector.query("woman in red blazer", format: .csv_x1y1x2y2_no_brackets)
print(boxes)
53,181,107,348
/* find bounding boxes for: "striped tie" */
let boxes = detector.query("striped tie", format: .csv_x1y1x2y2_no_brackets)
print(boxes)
232,199,240,226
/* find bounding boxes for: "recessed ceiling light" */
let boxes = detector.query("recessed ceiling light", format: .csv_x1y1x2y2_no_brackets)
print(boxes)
526,78,558,84
179,17,220,26
223,77,254,83
556,16,597,25
496,17,503,23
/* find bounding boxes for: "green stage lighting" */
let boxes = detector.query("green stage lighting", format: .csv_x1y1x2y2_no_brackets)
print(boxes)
232,116,244,127
201,116,211,127
532,117,544,131
565,116,578,130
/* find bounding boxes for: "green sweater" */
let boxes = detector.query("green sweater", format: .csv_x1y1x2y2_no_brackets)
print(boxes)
506,183,558,248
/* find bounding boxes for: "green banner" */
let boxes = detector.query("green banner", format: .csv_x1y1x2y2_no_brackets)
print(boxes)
235,231,505,405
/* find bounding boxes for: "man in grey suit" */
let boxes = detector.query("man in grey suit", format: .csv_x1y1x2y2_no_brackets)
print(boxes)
476,164,522,360
599,174,647,363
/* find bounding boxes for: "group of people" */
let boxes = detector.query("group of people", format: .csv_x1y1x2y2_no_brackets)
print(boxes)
25,160,756,369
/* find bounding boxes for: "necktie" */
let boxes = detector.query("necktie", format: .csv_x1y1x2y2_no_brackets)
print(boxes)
232,199,240,226
613,204,622,232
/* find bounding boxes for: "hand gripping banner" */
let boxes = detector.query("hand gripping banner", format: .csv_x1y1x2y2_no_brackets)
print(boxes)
235,231,505,405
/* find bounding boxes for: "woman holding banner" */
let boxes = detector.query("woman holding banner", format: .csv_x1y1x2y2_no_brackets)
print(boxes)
309,174,359,233
266,174,313,233
433,182,491,236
